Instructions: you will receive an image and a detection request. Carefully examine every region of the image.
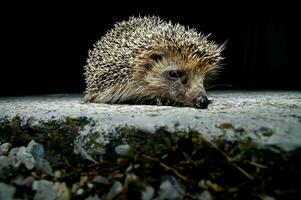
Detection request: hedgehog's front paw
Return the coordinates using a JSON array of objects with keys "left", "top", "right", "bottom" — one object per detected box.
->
[
  {"left": 156, "top": 98, "right": 172, "bottom": 106},
  {"left": 156, "top": 98, "right": 163, "bottom": 106}
]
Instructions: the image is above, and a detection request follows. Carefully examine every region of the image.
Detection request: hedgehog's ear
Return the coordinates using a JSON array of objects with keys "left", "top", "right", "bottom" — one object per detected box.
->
[
  {"left": 146, "top": 53, "right": 163, "bottom": 70},
  {"left": 149, "top": 53, "right": 163, "bottom": 62}
]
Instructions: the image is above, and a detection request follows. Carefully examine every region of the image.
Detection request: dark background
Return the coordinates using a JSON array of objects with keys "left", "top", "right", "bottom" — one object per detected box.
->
[{"left": 1, "top": 2, "right": 300, "bottom": 96}]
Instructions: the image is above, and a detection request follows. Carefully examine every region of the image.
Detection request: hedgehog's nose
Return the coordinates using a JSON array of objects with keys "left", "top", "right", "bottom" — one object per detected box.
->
[{"left": 194, "top": 95, "right": 210, "bottom": 109}]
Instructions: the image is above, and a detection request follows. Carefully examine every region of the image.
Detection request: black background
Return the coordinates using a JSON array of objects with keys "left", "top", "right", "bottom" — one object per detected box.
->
[{"left": 1, "top": 2, "right": 300, "bottom": 96}]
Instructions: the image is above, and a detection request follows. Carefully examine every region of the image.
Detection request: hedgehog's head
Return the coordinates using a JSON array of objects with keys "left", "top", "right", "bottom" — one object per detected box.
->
[{"left": 135, "top": 43, "right": 224, "bottom": 109}]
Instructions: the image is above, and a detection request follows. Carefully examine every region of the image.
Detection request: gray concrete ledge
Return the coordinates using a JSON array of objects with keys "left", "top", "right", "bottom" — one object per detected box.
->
[{"left": 1, "top": 91, "right": 301, "bottom": 152}]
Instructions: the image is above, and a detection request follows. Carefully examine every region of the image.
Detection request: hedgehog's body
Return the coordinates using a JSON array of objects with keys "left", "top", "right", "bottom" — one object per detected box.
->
[{"left": 84, "top": 16, "right": 224, "bottom": 108}]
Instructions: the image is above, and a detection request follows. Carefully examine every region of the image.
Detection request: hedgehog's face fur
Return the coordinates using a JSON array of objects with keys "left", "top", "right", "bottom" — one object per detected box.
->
[{"left": 135, "top": 46, "right": 221, "bottom": 108}]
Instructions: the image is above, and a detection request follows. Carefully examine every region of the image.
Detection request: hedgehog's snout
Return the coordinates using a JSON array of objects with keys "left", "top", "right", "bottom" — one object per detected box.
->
[{"left": 193, "top": 95, "right": 210, "bottom": 109}]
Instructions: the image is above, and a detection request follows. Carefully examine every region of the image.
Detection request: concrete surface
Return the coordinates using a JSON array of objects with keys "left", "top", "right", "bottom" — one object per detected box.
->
[{"left": 0, "top": 91, "right": 301, "bottom": 152}]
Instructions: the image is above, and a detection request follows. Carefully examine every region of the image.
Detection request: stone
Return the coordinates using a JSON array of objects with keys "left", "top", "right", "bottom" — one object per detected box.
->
[
  {"left": 72, "top": 176, "right": 88, "bottom": 194},
  {"left": 141, "top": 185, "right": 155, "bottom": 200},
  {"left": 85, "top": 194, "right": 100, "bottom": 200},
  {"left": 92, "top": 175, "right": 110, "bottom": 185},
  {"left": 9, "top": 146, "right": 35, "bottom": 170},
  {"left": 158, "top": 176, "right": 184, "bottom": 200},
  {"left": 125, "top": 173, "right": 138, "bottom": 183},
  {"left": 1, "top": 141, "right": 53, "bottom": 175},
  {"left": 0, "top": 155, "right": 11, "bottom": 168},
  {"left": 106, "top": 181, "right": 123, "bottom": 199},
  {"left": 27, "top": 140, "right": 44, "bottom": 159},
  {"left": 35, "top": 158, "right": 54, "bottom": 176},
  {"left": 0, "top": 91, "right": 300, "bottom": 161},
  {"left": 13, "top": 175, "right": 34, "bottom": 187},
  {"left": 33, "top": 180, "right": 70, "bottom": 200},
  {"left": 54, "top": 182, "right": 70, "bottom": 200},
  {"left": 114, "top": 144, "right": 130, "bottom": 156},
  {"left": 0, "top": 143, "right": 11, "bottom": 155},
  {"left": 54, "top": 170, "right": 62, "bottom": 179},
  {"left": 0, "top": 182, "right": 16, "bottom": 200},
  {"left": 32, "top": 180, "right": 57, "bottom": 200},
  {"left": 198, "top": 190, "right": 213, "bottom": 200}
]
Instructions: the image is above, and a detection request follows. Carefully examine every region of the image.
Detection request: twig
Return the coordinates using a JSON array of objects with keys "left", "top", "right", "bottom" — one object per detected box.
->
[
  {"left": 248, "top": 161, "right": 268, "bottom": 169},
  {"left": 142, "top": 155, "right": 188, "bottom": 181},
  {"left": 232, "top": 163, "right": 255, "bottom": 180},
  {"left": 200, "top": 136, "right": 255, "bottom": 180}
]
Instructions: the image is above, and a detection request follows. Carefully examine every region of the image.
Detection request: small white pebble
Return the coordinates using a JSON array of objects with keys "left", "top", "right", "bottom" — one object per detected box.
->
[{"left": 76, "top": 188, "right": 84, "bottom": 195}]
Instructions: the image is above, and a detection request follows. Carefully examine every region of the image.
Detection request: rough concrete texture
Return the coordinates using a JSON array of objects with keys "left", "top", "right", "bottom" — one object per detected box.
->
[{"left": 0, "top": 91, "right": 301, "bottom": 152}]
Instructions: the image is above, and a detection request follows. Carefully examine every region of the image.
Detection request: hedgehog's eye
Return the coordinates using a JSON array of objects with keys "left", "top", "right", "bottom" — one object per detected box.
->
[
  {"left": 167, "top": 70, "right": 186, "bottom": 82},
  {"left": 149, "top": 54, "right": 163, "bottom": 62}
]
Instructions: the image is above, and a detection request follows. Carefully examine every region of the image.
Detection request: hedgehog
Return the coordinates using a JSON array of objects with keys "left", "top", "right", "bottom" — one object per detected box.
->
[{"left": 84, "top": 16, "right": 224, "bottom": 109}]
